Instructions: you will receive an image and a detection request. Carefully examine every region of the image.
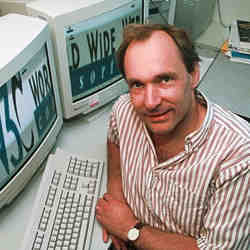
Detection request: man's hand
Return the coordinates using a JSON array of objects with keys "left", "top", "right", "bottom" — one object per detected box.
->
[
  {"left": 96, "top": 193, "right": 137, "bottom": 241},
  {"left": 102, "top": 227, "right": 127, "bottom": 250}
]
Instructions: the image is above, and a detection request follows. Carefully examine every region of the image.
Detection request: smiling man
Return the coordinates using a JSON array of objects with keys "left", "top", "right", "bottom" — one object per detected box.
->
[
  {"left": 123, "top": 27, "right": 206, "bottom": 162},
  {"left": 96, "top": 24, "right": 250, "bottom": 250}
]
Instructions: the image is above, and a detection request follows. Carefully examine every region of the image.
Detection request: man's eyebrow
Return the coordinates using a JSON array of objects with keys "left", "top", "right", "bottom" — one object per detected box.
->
[
  {"left": 126, "top": 77, "right": 140, "bottom": 84},
  {"left": 153, "top": 72, "right": 177, "bottom": 81},
  {"left": 125, "top": 72, "right": 178, "bottom": 84}
]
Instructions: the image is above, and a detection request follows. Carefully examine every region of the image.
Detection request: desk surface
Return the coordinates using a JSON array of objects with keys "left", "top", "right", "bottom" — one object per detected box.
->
[
  {"left": 198, "top": 52, "right": 250, "bottom": 118},
  {"left": 0, "top": 106, "right": 111, "bottom": 250},
  {"left": 0, "top": 52, "right": 249, "bottom": 250}
]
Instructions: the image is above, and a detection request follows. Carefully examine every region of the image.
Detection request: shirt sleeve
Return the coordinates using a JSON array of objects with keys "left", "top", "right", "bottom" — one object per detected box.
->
[{"left": 196, "top": 161, "right": 249, "bottom": 250}]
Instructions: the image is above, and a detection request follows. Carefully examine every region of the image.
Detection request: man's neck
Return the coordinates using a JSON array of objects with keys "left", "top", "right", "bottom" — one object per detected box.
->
[{"left": 150, "top": 101, "right": 207, "bottom": 162}]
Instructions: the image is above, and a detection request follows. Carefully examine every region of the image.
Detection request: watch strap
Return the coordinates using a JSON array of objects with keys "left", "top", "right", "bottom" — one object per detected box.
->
[{"left": 134, "top": 222, "right": 144, "bottom": 230}]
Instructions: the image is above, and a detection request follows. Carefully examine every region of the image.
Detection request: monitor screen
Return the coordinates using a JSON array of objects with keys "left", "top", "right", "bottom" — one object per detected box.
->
[
  {"left": 27, "top": 0, "right": 149, "bottom": 119},
  {"left": 0, "top": 14, "right": 62, "bottom": 208},
  {"left": 66, "top": 2, "right": 142, "bottom": 103},
  {"left": 0, "top": 43, "right": 57, "bottom": 190}
]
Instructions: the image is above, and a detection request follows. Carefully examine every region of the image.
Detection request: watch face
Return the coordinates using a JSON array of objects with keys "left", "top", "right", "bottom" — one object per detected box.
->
[{"left": 128, "top": 228, "right": 140, "bottom": 241}]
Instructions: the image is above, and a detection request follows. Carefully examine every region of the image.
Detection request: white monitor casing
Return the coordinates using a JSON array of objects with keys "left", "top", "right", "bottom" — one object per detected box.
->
[
  {"left": 27, "top": 0, "right": 149, "bottom": 119},
  {"left": 0, "top": 14, "right": 63, "bottom": 209}
]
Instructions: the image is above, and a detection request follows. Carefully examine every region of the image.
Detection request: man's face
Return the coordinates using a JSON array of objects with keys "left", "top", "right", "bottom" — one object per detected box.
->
[{"left": 124, "top": 31, "right": 200, "bottom": 137}]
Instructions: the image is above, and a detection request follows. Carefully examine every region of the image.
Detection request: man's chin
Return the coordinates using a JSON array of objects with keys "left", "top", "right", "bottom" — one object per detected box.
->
[{"left": 145, "top": 122, "right": 174, "bottom": 136}]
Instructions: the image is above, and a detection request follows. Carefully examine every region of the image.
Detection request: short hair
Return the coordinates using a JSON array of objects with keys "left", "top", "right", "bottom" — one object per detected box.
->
[{"left": 116, "top": 23, "right": 200, "bottom": 77}]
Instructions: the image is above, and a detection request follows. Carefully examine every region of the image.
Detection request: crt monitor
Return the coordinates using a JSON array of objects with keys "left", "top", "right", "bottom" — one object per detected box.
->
[
  {"left": 27, "top": 0, "right": 149, "bottom": 119},
  {"left": 174, "top": 0, "right": 216, "bottom": 40},
  {"left": 150, "top": 0, "right": 216, "bottom": 41},
  {"left": 0, "top": 14, "right": 63, "bottom": 209}
]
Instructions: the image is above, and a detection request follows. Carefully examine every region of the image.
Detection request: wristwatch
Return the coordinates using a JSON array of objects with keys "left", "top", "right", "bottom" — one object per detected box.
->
[{"left": 127, "top": 222, "right": 144, "bottom": 242}]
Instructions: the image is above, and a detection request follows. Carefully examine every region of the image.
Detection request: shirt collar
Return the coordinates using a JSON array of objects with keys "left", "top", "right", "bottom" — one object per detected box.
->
[{"left": 184, "top": 91, "right": 213, "bottom": 154}]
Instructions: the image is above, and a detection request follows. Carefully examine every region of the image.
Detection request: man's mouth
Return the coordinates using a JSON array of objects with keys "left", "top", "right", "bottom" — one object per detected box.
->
[{"left": 145, "top": 110, "right": 172, "bottom": 123}]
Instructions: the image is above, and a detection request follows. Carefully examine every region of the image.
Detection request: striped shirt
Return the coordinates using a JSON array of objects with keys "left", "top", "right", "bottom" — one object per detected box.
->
[{"left": 108, "top": 92, "right": 250, "bottom": 250}]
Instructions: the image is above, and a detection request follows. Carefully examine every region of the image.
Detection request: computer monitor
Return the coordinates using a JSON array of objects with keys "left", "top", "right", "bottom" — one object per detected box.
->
[
  {"left": 27, "top": 0, "right": 149, "bottom": 119},
  {"left": 0, "top": 14, "right": 63, "bottom": 209},
  {"left": 149, "top": 0, "right": 216, "bottom": 40},
  {"left": 174, "top": 0, "right": 216, "bottom": 40}
]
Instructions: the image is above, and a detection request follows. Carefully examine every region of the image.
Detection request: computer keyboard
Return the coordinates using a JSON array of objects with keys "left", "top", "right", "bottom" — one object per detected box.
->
[{"left": 21, "top": 149, "right": 104, "bottom": 250}]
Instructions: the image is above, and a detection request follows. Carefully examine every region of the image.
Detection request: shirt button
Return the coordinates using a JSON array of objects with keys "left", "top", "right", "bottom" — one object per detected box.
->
[{"left": 200, "top": 228, "right": 207, "bottom": 237}]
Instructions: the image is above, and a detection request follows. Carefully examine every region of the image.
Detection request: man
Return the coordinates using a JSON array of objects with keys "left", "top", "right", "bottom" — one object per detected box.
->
[{"left": 95, "top": 24, "right": 250, "bottom": 250}]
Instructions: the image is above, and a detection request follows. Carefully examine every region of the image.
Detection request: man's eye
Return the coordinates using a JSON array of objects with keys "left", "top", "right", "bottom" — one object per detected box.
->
[
  {"left": 161, "top": 76, "right": 171, "bottom": 84},
  {"left": 130, "top": 82, "right": 143, "bottom": 88}
]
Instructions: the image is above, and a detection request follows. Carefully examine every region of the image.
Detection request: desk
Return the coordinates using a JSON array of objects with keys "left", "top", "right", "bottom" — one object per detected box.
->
[
  {"left": 198, "top": 52, "right": 250, "bottom": 119},
  {"left": 0, "top": 105, "right": 112, "bottom": 250},
  {"left": 0, "top": 52, "right": 249, "bottom": 250}
]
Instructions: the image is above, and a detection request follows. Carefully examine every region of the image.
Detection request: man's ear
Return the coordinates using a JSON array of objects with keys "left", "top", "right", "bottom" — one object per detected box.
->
[{"left": 190, "top": 62, "right": 200, "bottom": 89}]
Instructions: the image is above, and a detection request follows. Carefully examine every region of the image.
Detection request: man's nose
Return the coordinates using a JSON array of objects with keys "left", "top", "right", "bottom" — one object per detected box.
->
[{"left": 144, "top": 84, "right": 161, "bottom": 111}]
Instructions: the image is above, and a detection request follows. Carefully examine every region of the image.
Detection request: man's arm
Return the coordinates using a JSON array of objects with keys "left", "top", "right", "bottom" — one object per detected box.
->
[
  {"left": 196, "top": 167, "right": 249, "bottom": 249},
  {"left": 97, "top": 140, "right": 199, "bottom": 250},
  {"left": 106, "top": 139, "right": 126, "bottom": 202},
  {"left": 134, "top": 225, "right": 198, "bottom": 250},
  {"left": 96, "top": 193, "right": 199, "bottom": 250},
  {"left": 98, "top": 139, "right": 128, "bottom": 248},
  {"left": 99, "top": 138, "right": 198, "bottom": 249}
]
